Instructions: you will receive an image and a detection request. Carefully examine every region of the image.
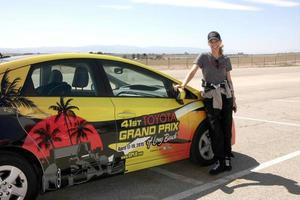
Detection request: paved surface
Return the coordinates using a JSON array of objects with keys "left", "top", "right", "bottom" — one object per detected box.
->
[{"left": 38, "top": 66, "right": 300, "bottom": 200}]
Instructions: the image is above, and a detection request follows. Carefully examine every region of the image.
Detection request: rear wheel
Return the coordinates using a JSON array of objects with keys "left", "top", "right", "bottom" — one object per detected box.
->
[
  {"left": 0, "top": 151, "right": 39, "bottom": 200},
  {"left": 190, "top": 121, "right": 214, "bottom": 165}
]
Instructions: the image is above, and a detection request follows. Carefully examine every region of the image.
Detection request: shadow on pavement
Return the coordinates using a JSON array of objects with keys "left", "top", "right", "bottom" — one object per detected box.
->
[
  {"left": 220, "top": 172, "right": 300, "bottom": 195},
  {"left": 191, "top": 152, "right": 300, "bottom": 199}
]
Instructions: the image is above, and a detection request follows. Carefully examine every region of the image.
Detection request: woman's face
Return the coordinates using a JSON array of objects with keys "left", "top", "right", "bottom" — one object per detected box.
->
[{"left": 208, "top": 39, "right": 222, "bottom": 51}]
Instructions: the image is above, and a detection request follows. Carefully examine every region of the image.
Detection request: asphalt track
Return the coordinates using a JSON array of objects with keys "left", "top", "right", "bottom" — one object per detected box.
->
[{"left": 38, "top": 66, "right": 300, "bottom": 200}]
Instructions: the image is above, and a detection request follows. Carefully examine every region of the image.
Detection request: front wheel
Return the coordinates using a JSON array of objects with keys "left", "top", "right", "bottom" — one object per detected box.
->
[
  {"left": 0, "top": 151, "right": 39, "bottom": 200},
  {"left": 190, "top": 121, "right": 215, "bottom": 165}
]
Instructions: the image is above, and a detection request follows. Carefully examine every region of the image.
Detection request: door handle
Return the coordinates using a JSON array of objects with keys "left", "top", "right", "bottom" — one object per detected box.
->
[{"left": 117, "top": 112, "right": 136, "bottom": 119}]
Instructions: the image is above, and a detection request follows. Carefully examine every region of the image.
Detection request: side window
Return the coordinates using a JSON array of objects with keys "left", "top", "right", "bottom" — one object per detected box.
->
[
  {"left": 102, "top": 61, "right": 173, "bottom": 98},
  {"left": 23, "top": 60, "right": 98, "bottom": 97}
]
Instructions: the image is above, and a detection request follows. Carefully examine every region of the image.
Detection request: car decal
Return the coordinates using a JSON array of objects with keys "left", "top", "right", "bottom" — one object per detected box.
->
[
  {"left": 175, "top": 101, "right": 205, "bottom": 118},
  {"left": 18, "top": 97, "right": 124, "bottom": 189},
  {"left": 109, "top": 101, "right": 205, "bottom": 167},
  {"left": 1, "top": 70, "right": 207, "bottom": 191}
]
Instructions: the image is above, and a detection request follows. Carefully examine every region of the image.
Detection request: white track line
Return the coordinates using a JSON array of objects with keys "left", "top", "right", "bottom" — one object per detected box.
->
[
  {"left": 251, "top": 150, "right": 300, "bottom": 172},
  {"left": 162, "top": 150, "right": 300, "bottom": 200},
  {"left": 150, "top": 168, "right": 203, "bottom": 185},
  {"left": 234, "top": 116, "right": 300, "bottom": 127},
  {"left": 274, "top": 99, "right": 300, "bottom": 103},
  {"left": 162, "top": 169, "right": 252, "bottom": 200}
]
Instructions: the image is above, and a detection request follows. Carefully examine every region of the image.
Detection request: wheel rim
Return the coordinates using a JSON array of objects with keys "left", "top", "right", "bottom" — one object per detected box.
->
[
  {"left": 198, "top": 130, "right": 214, "bottom": 160},
  {"left": 0, "top": 165, "right": 28, "bottom": 200}
]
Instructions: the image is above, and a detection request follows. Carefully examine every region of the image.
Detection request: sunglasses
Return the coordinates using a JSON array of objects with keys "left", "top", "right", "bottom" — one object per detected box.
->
[
  {"left": 209, "top": 39, "right": 220, "bottom": 44},
  {"left": 214, "top": 59, "right": 219, "bottom": 68}
]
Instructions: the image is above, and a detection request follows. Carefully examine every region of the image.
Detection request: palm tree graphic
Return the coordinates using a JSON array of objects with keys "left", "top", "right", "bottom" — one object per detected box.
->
[
  {"left": 0, "top": 70, "right": 35, "bottom": 110},
  {"left": 35, "top": 123, "right": 61, "bottom": 150},
  {"left": 70, "top": 120, "right": 93, "bottom": 143},
  {"left": 49, "top": 97, "right": 79, "bottom": 145}
]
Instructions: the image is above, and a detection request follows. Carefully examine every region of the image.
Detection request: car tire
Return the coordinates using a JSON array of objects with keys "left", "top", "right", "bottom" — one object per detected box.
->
[
  {"left": 190, "top": 120, "right": 215, "bottom": 165},
  {"left": 0, "top": 151, "right": 39, "bottom": 200}
]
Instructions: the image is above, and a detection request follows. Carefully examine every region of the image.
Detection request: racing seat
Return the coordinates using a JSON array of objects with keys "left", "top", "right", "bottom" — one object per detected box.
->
[
  {"left": 72, "top": 66, "right": 89, "bottom": 91},
  {"left": 37, "top": 70, "right": 71, "bottom": 96},
  {"left": 49, "top": 69, "right": 63, "bottom": 83}
]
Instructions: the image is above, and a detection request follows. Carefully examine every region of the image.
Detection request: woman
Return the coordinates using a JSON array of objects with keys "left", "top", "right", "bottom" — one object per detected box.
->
[{"left": 176, "top": 31, "right": 237, "bottom": 175}]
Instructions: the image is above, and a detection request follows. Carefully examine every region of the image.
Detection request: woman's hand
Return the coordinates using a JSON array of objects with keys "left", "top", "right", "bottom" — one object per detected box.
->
[{"left": 173, "top": 84, "right": 183, "bottom": 91}]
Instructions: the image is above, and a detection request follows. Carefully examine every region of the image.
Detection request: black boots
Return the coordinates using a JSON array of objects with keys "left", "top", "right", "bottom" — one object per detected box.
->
[
  {"left": 209, "top": 157, "right": 232, "bottom": 175},
  {"left": 209, "top": 160, "right": 226, "bottom": 175},
  {"left": 225, "top": 157, "right": 232, "bottom": 171}
]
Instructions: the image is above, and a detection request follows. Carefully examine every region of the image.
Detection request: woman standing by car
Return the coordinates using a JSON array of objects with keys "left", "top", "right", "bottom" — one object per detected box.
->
[{"left": 176, "top": 31, "right": 237, "bottom": 175}]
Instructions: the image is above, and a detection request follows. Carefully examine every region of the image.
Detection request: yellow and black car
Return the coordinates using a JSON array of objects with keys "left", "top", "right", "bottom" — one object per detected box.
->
[{"left": 0, "top": 53, "right": 235, "bottom": 200}]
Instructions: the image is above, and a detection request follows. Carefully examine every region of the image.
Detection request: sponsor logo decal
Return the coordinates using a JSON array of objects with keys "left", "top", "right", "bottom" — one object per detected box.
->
[{"left": 117, "top": 111, "right": 181, "bottom": 155}]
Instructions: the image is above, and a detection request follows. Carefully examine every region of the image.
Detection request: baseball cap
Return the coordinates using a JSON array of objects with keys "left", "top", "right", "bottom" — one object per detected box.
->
[{"left": 208, "top": 31, "right": 221, "bottom": 41}]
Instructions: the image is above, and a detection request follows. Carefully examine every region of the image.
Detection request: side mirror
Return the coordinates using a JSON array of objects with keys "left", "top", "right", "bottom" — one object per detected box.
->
[
  {"left": 114, "top": 67, "right": 123, "bottom": 74},
  {"left": 175, "top": 87, "right": 186, "bottom": 104},
  {"left": 177, "top": 88, "right": 186, "bottom": 100}
]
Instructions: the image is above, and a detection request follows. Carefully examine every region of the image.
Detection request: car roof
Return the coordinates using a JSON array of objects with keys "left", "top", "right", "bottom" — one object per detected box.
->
[
  {"left": 0, "top": 53, "right": 135, "bottom": 69},
  {"left": 0, "top": 55, "right": 35, "bottom": 63},
  {"left": 0, "top": 53, "right": 201, "bottom": 98},
  {"left": 0, "top": 53, "right": 179, "bottom": 83}
]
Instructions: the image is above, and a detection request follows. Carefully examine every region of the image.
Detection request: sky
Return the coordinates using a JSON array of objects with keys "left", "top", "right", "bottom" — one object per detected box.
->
[{"left": 1, "top": 0, "right": 300, "bottom": 53}]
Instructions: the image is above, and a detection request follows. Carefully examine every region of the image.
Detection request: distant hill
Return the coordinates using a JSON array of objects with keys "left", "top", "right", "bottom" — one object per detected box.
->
[{"left": 0, "top": 45, "right": 207, "bottom": 54}]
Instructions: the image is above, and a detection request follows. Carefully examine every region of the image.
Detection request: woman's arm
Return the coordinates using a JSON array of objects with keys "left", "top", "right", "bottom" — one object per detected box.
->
[
  {"left": 180, "top": 64, "right": 199, "bottom": 88},
  {"left": 226, "top": 71, "right": 234, "bottom": 96},
  {"left": 227, "top": 71, "right": 237, "bottom": 112}
]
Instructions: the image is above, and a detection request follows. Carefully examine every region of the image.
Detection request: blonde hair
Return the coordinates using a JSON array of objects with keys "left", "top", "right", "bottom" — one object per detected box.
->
[
  {"left": 219, "top": 43, "right": 224, "bottom": 55},
  {"left": 208, "top": 40, "right": 224, "bottom": 56}
]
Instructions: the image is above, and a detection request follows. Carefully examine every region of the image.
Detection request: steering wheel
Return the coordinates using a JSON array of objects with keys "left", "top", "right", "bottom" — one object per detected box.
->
[{"left": 47, "top": 83, "right": 71, "bottom": 96}]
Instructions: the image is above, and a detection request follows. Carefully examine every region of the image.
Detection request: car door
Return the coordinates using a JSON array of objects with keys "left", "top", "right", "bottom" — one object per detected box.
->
[
  {"left": 19, "top": 58, "right": 123, "bottom": 189},
  {"left": 98, "top": 59, "right": 201, "bottom": 172}
]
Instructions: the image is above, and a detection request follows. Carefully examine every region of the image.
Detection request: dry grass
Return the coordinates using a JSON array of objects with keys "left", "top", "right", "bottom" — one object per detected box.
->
[{"left": 133, "top": 52, "right": 300, "bottom": 69}]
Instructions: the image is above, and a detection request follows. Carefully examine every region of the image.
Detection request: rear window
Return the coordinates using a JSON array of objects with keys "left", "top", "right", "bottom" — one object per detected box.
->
[{"left": 0, "top": 55, "right": 36, "bottom": 64}]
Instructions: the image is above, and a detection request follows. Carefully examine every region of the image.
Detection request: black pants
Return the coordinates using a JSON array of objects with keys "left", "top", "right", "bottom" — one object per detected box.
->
[{"left": 204, "top": 95, "right": 233, "bottom": 160}]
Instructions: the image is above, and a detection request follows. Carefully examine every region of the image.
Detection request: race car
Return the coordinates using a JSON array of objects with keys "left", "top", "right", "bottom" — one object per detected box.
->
[{"left": 0, "top": 53, "right": 235, "bottom": 200}]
